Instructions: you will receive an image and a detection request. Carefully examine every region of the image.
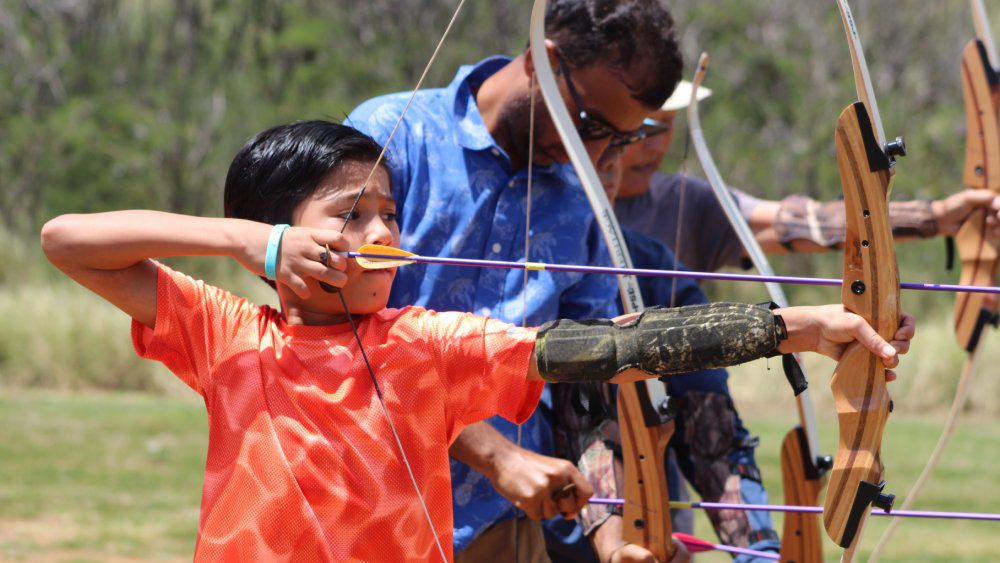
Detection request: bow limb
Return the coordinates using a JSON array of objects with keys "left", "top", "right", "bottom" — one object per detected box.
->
[
  {"left": 823, "top": 0, "right": 906, "bottom": 557},
  {"left": 954, "top": 17, "right": 1000, "bottom": 354},
  {"left": 973, "top": 0, "right": 999, "bottom": 68},
  {"left": 686, "top": 52, "right": 830, "bottom": 563},
  {"left": 528, "top": 1, "right": 675, "bottom": 559},
  {"left": 870, "top": 7, "right": 1000, "bottom": 560}
]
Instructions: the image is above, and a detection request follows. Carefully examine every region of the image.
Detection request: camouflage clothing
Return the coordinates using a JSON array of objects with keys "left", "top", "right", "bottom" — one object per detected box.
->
[
  {"left": 535, "top": 303, "right": 785, "bottom": 383},
  {"left": 774, "top": 195, "right": 936, "bottom": 249}
]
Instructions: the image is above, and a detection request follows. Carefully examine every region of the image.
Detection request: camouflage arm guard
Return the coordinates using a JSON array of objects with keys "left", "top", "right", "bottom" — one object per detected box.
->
[
  {"left": 774, "top": 195, "right": 936, "bottom": 248},
  {"left": 534, "top": 303, "right": 786, "bottom": 383}
]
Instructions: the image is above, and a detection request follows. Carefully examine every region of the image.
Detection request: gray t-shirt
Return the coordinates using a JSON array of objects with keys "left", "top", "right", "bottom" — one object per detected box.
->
[{"left": 614, "top": 172, "right": 761, "bottom": 272}]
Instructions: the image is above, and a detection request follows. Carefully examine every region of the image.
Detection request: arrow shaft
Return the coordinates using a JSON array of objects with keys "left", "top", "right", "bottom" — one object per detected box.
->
[
  {"left": 587, "top": 498, "right": 1000, "bottom": 521},
  {"left": 347, "top": 251, "right": 1000, "bottom": 295}
]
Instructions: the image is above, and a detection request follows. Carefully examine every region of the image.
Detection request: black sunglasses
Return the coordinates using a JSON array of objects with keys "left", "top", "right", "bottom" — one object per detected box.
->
[{"left": 556, "top": 54, "right": 650, "bottom": 148}]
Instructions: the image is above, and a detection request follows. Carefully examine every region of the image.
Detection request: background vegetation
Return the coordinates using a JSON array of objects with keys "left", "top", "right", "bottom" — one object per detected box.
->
[{"left": 1, "top": 0, "right": 999, "bottom": 560}]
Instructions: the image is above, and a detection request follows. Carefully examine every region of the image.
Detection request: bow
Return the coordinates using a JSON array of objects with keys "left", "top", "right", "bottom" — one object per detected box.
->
[
  {"left": 685, "top": 52, "right": 832, "bottom": 563},
  {"left": 870, "top": 2, "right": 1000, "bottom": 558},
  {"left": 528, "top": 1, "right": 676, "bottom": 559},
  {"left": 822, "top": 0, "right": 907, "bottom": 558}
]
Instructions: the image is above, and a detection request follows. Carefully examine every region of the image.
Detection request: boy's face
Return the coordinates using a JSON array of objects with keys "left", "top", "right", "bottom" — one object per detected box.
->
[{"left": 290, "top": 160, "right": 400, "bottom": 316}]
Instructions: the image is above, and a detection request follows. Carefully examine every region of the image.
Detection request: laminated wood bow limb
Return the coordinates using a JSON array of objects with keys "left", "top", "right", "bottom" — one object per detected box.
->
[
  {"left": 954, "top": 0, "right": 1000, "bottom": 355},
  {"left": 870, "top": 2, "right": 1000, "bottom": 559},
  {"left": 529, "top": 1, "right": 676, "bottom": 558},
  {"left": 685, "top": 52, "right": 831, "bottom": 563},
  {"left": 823, "top": 0, "right": 907, "bottom": 559}
]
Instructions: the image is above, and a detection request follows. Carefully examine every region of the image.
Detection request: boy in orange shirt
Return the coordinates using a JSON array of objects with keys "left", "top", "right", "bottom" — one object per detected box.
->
[{"left": 41, "top": 121, "right": 913, "bottom": 562}]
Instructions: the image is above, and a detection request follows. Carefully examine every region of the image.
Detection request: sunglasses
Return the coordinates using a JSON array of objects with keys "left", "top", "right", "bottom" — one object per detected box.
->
[{"left": 556, "top": 54, "right": 652, "bottom": 148}]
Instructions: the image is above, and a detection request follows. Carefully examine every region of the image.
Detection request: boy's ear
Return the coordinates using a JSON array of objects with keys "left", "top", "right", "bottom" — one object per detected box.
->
[{"left": 523, "top": 38, "right": 559, "bottom": 79}]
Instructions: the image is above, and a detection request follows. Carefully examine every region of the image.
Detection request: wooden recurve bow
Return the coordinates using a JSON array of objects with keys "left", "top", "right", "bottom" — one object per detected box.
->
[
  {"left": 686, "top": 52, "right": 831, "bottom": 563},
  {"left": 823, "top": 0, "right": 907, "bottom": 559},
  {"left": 529, "top": 1, "right": 676, "bottom": 559},
  {"left": 954, "top": 0, "right": 1000, "bottom": 356},
  {"left": 869, "top": 2, "right": 999, "bottom": 559}
]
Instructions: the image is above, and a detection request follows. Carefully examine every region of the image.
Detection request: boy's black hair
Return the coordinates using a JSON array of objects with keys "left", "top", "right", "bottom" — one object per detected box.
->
[
  {"left": 224, "top": 120, "right": 386, "bottom": 227},
  {"left": 545, "top": 0, "right": 683, "bottom": 109},
  {"left": 224, "top": 120, "right": 387, "bottom": 289}
]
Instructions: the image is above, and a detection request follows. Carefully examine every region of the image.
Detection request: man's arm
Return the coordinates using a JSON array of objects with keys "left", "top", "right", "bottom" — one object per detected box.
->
[
  {"left": 750, "top": 189, "right": 1000, "bottom": 255},
  {"left": 449, "top": 421, "right": 593, "bottom": 520}
]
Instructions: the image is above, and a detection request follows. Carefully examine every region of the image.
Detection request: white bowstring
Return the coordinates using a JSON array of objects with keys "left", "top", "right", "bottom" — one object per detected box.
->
[{"left": 337, "top": 3, "right": 469, "bottom": 560}]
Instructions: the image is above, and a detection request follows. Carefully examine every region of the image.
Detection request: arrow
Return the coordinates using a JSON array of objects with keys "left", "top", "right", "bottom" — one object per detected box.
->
[
  {"left": 346, "top": 244, "right": 1000, "bottom": 295},
  {"left": 588, "top": 498, "right": 1000, "bottom": 522},
  {"left": 672, "top": 532, "right": 780, "bottom": 560}
]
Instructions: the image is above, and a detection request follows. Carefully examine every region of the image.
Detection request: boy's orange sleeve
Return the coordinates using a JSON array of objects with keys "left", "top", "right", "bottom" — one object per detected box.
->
[
  {"left": 422, "top": 310, "right": 543, "bottom": 439},
  {"left": 131, "top": 262, "right": 257, "bottom": 395}
]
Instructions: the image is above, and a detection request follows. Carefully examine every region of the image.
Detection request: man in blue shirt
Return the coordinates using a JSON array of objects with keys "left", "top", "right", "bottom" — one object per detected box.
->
[{"left": 349, "top": 1, "right": 684, "bottom": 561}]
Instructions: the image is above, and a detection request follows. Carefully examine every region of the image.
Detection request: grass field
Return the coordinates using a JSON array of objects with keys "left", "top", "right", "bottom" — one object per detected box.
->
[{"left": 0, "top": 389, "right": 997, "bottom": 562}]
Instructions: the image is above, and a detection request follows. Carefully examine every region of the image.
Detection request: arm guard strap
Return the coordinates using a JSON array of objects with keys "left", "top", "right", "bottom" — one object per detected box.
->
[{"left": 534, "top": 303, "right": 785, "bottom": 383}]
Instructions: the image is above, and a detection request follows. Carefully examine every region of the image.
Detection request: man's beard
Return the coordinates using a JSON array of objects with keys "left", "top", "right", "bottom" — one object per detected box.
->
[{"left": 499, "top": 89, "right": 563, "bottom": 166}]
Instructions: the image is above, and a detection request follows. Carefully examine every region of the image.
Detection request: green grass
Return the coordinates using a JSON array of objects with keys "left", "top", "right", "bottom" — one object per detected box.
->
[
  {"left": 0, "top": 390, "right": 997, "bottom": 561},
  {"left": 0, "top": 390, "right": 206, "bottom": 561}
]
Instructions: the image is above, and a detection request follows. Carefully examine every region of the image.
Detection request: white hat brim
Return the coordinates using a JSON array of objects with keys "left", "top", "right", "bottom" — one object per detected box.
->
[{"left": 660, "top": 80, "right": 712, "bottom": 112}]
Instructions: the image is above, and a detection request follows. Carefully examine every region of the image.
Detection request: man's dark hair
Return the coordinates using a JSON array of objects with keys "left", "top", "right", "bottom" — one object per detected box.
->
[
  {"left": 224, "top": 120, "right": 385, "bottom": 227},
  {"left": 546, "top": 0, "right": 683, "bottom": 108}
]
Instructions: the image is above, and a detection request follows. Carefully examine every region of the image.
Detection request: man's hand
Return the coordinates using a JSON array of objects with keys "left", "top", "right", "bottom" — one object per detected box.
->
[
  {"left": 931, "top": 189, "right": 1000, "bottom": 237},
  {"left": 776, "top": 305, "right": 916, "bottom": 380},
  {"left": 487, "top": 446, "right": 594, "bottom": 520}
]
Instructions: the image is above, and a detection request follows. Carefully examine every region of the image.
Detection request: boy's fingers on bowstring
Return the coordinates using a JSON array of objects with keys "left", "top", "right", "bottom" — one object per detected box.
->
[
  {"left": 309, "top": 230, "right": 350, "bottom": 272},
  {"left": 301, "top": 258, "right": 348, "bottom": 289}
]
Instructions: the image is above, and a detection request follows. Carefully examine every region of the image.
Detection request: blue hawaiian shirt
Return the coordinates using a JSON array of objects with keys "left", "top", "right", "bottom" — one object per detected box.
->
[{"left": 348, "top": 56, "right": 620, "bottom": 553}]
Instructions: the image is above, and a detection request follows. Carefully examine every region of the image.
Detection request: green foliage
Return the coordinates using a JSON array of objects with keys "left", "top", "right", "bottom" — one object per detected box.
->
[{"left": 1, "top": 0, "right": 999, "bottom": 407}]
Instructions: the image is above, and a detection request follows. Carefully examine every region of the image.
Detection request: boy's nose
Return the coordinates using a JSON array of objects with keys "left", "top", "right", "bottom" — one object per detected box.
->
[{"left": 366, "top": 217, "right": 395, "bottom": 247}]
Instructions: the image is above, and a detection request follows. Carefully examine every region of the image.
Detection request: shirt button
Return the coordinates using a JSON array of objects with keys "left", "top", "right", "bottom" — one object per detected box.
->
[
  {"left": 480, "top": 307, "right": 491, "bottom": 316},
  {"left": 490, "top": 148, "right": 501, "bottom": 157},
  {"left": 492, "top": 242, "right": 502, "bottom": 254}
]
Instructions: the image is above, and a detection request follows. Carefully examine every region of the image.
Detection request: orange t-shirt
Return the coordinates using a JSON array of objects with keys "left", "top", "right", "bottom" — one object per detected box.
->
[{"left": 131, "top": 263, "right": 543, "bottom": 562}]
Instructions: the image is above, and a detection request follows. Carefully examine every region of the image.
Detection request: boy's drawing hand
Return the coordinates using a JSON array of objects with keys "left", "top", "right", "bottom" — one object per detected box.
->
[{"left": 241, "top": 225, "right": 350, "bottom": 299}]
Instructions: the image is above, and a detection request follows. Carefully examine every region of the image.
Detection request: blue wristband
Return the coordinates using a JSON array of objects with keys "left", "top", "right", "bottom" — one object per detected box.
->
[{"left": 264, "top": 224, "right": 290, "bottom": 280}]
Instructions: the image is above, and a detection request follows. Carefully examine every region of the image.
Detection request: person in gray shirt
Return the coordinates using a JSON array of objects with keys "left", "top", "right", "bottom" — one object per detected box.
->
[{"left": 614, "top": 81, "right": 1000, "bottom": 273}]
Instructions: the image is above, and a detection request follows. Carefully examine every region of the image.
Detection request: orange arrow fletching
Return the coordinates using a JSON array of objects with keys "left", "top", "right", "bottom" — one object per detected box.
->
[{"left": 354, "top": 244, "right": 416, "bottom": 269}]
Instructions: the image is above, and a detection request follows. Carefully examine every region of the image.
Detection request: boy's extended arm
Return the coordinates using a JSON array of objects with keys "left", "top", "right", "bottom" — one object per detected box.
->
[
  {"left": 526, "top": 303, "right": 913, "bottom": 384},
  {"left": 40, "top": 211, "right": 348, "bottom": 328}
]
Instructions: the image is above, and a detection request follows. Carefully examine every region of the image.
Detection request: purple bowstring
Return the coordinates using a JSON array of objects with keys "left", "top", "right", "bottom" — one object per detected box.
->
[
  {"left": 588, "top": 498, "right": 1000, "bottom": 521},
  {"left": 348, "top": 251, "right": 1000, "bottom": 295}
]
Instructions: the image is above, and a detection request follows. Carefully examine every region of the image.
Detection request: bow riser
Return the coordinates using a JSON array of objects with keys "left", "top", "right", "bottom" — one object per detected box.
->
[
  {"left": 779, "top": 427, "right": 825, "bottom": 562},
  {"left": 955, "top": 38, "right": 1000, "bottom": 352},
  {"left": 619, "top": 388, "right": 674, "bottom": 562},
  {"left": 823, "top": 102, "right": 900, "bottom": 551}
]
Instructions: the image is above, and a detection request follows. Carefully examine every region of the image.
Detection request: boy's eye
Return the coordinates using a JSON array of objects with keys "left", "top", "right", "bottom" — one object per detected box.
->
[{"left": 383, "top": 211, "right": 398, "bottom": 222}]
